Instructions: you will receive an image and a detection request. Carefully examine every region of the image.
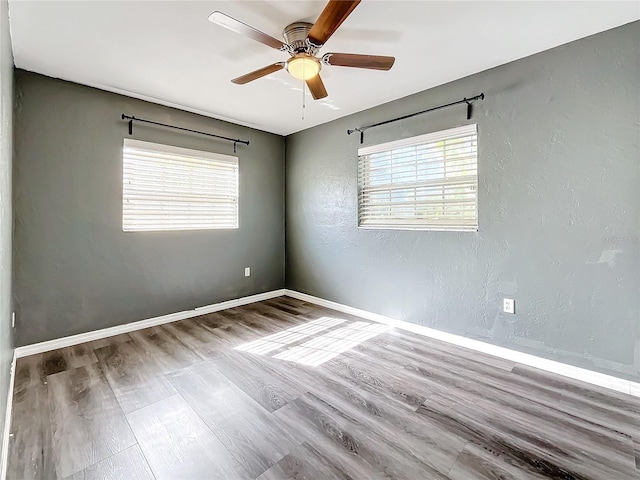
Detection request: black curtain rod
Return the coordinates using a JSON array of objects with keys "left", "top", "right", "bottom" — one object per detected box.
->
[
  {"left": 347, "top": 93, "right": 485, "bottom": 144},
  {"left": 121, "top": 114, "right": 250, "bottom": 153}
]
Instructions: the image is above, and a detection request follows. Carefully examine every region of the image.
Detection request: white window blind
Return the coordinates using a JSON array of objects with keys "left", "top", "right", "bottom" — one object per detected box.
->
[
  {"left": 122, "top": 139, "right": 239, "bottom": 231},
  {"left": 357, "top": 124, "right": 478, "bottom": 231}
]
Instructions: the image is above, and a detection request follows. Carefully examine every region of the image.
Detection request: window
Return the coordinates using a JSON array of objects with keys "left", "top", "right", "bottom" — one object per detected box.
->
[
  {"left": 357, "top": 124, "right": 478, "bottom": 231},
  {"left": 122, "top": 139, "right": 238, "bottom": 231}
]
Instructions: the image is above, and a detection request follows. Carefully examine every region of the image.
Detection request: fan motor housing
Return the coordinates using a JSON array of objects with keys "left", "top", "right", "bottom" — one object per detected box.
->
[{"left": 283, "top": 22, "right": 314, "bottom": 53}]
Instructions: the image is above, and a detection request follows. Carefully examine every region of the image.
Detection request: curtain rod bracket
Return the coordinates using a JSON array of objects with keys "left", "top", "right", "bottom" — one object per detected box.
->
[{"left": 346, "top": 128, "right": 365, "bottom": 144}]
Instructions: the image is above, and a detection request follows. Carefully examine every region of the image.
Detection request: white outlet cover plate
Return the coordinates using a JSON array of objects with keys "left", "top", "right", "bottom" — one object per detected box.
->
[
  {"left": 244, "top": 267, "right": 251, "bottom": 277},
  {"left": 503, "top": 298, "right": 515, "bottom": 314}
]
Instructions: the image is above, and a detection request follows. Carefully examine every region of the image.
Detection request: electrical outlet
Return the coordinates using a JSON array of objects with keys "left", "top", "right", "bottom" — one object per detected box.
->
[
  {"left": 11, "top": 312, "right": 15, "bottom": 328},
  {"left": 244, "top": 267, "right": 251, "bottom": 277},
  {"left": 503, "top": 298, "right": 515, "bottom": 314}
]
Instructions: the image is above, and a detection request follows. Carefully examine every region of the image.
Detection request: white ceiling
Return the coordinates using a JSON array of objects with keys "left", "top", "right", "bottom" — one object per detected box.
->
[{"left": 8, "top": 1, "right": 639, "bottom": 136}]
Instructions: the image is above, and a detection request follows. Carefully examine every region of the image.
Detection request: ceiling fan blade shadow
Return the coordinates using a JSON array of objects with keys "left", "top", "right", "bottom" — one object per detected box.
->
[
  {"left": 306, "top": 75, "right": 328, "bottom": 100},
  {"left": 307, "top": 0, "right": 361, "bottom": 46},
  {"left": 232, "top": 63, "right": 285, "bottom": 85},
  {"left": 323, "top": 53, "right": 395, "bottom": 70},
  {"left": 209, "top": 11, "right": 286, "bottom": 51},
  {"left": 329, "top": 28, "right": 403, "bottom": 44}
]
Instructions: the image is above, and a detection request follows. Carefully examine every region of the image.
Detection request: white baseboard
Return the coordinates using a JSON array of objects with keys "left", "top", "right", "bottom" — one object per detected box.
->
[
  {"left": 15, "top": 289, "right": 286, "bottom": 358},
  {"left": 0, "top": 351, "right": 16, "bottom": 480},
  {"left": 284, "top": 289, "right": 640, "bottom": 398},
  {"left": 13, "top": 287, "right": 639, "bottom": 399}
]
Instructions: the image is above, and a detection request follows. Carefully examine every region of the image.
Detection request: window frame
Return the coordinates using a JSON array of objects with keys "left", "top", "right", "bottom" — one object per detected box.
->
[
  {"left": 122, "top": 138, "right": 239, "bottom": 232},
  {"left": 357, "top": 124, "right": 478, "bottom": 232}
]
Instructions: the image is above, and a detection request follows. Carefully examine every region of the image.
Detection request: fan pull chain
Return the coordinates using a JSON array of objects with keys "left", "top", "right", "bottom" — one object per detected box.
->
[{"left": 301, "top": 62, "right": 306, "bottom": 120}]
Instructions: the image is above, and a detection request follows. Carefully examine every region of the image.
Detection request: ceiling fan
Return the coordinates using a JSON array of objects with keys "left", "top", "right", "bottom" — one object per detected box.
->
[{"left": 208, "top": 0, "right": 395, "bottom": 100}]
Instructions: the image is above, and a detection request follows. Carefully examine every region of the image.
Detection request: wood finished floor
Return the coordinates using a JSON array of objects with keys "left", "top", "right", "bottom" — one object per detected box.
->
[{"left": 8, "top": 296, "right": 640, "bottom": 480}]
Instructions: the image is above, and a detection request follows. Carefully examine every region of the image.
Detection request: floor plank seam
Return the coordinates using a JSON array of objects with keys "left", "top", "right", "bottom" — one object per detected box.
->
[{"left": 164, "top": 370, "right": 261, "bottom": 478}]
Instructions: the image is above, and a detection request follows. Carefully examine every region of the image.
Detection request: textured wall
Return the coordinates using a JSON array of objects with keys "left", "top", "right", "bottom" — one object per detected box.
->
[
  {"left": 14, "top": 71, "right": 285, "bottom": 346},
  {"left": 0, "top": 0, "right": 13, "bottom": 458},
  {"left": 286, "top": 22, "right": 640, "bottom": 381}
]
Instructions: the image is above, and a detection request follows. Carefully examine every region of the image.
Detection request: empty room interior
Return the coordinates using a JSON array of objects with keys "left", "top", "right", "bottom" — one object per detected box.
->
[{"left": 0, "top": 0, "right": 639, "bottom": 479}]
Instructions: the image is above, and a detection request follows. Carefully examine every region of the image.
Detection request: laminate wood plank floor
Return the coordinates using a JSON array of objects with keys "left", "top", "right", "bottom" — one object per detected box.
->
[
  {"left": 8, "top": 297, "right": 640, "bottom": 479},
  {"left": 93, "top": 341, "right": 177, "bottom": 414},
  {"left": 46, "top": 363, "right": 137, "bottom": 478},
  {"left": 65, "top": 445, "right": 154, "bottom": 480},
  {"left": 126, "top": 394, "right": 249, "bottom": 480}
]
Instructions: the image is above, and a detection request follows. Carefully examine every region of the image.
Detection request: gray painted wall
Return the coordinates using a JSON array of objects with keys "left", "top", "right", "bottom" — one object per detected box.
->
[
  {"left": 14, "top": 71, "right": 285, "bottom": 346},
  {"left": 286, "top": 22, "right": 640, "bottom": 382},
  {"left": 0, "top": 0, "right": 13, "bottom": 456}
]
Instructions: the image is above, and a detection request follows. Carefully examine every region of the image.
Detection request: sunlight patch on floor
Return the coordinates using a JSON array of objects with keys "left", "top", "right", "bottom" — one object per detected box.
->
[
  {"left": 235, "top": 317, "right": 391, "bottom": 366},
  {"left": 234, "top": 317, "right": 346, "bottom": 355}
]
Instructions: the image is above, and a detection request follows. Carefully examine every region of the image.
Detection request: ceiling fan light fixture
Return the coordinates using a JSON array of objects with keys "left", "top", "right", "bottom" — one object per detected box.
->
[
  {"left": 286, "top": 55, "right": 320, "bottom": 81},
  {"left": 210, "top": 1, "right": 395, "bottom": 101}
]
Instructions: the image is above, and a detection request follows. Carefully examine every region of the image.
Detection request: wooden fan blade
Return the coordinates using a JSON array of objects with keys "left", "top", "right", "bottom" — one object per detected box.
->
[
  {"left": 324, "top": 53, "right": 395, "bottom": 70},
  {"left": 306, "top": 74, "right": 328, "bottom": 100},
  {"left": 307, "top": 0, "right": 361, "bottom": 46},
  {"left": 208, "top": 11, "right": 286, "bottom": 51},
  {"left": 232, "top": 63, "right": 284, "bottom": 85}
]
